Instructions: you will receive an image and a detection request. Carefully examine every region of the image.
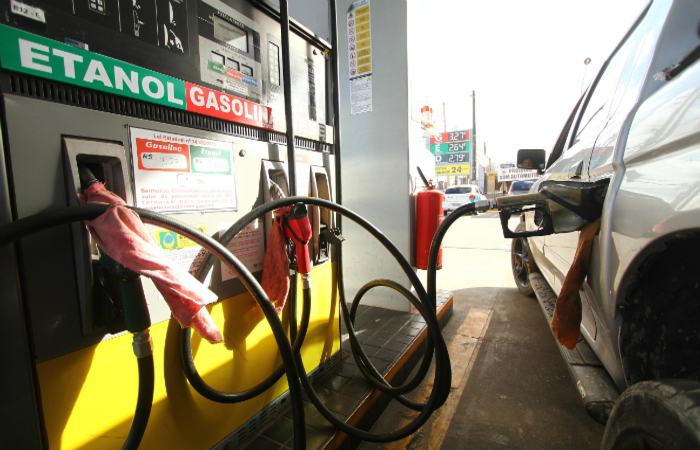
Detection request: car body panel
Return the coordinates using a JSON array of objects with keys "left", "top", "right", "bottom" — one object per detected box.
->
[{"left": 521, "top": 0, "right": 700, "bottom": 392}]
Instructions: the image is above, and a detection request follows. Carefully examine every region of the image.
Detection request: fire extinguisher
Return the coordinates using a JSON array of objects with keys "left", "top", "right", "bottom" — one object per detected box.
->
[{"left": 415, "top": 168, "right": 444, "bottom": 270}]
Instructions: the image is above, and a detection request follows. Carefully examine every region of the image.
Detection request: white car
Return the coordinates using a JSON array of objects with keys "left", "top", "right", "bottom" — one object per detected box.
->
[{"left": 442, "top": 184, "right": 486, "bottom": 214}]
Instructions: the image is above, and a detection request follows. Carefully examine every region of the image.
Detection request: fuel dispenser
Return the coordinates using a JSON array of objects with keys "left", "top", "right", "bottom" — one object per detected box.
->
[
  {"left": 0, "top": 0, "right": 337, "bottom": 448},
  {"left": 0, "top": 1, "right": 467, "bottom": 449}
]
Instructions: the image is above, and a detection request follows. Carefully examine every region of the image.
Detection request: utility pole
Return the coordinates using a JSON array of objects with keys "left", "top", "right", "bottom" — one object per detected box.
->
[
  {"left": 442, "top": 101, "right": 447, "bottom": 132},
  {"left": 471, "top": 90, "right": 476, "bottom": 184}
]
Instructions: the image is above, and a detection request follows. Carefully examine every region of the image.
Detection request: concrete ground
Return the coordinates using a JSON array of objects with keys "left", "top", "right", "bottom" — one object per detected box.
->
[{"left": 358, "top": 212, "right": 605, "bottom": 450}]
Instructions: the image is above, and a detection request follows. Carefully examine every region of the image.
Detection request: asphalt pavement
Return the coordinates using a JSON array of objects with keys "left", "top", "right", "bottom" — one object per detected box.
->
[{"left": 359, "top": 212, "right": 606, "bottom": 450}]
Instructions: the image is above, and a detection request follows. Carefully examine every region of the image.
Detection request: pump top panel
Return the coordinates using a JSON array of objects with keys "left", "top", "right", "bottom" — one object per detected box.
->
[{"left": 0, "top": 0, "right": 333, "bottom": 145}]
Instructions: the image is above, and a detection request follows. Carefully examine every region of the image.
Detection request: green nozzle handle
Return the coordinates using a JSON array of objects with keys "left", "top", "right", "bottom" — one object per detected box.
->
[{"left": 99, "top": 251, "right": 151, "bottom": 333}]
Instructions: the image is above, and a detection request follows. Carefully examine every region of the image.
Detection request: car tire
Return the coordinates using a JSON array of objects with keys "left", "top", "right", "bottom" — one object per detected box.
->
[
  {"left": 602, "top": 380, "right": 700, "bottom": 450},
  {"left": 511, "top": 223, "right": 538, "bottom": 297}
]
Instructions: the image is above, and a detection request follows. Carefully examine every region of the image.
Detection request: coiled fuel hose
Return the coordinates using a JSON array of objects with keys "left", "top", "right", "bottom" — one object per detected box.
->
[
  {"left": 0, "top": 204, "right": 307, "bottom": 450},
  {"left": 189, "top": 196, "right": 491, "bottom": 443},
  {"left": 0, "top": 197, "right": 489, "bottom": 448}
]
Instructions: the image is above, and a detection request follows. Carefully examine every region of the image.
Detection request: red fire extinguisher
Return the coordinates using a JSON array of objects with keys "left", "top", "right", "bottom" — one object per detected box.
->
[{"left": 415, "top": 172, "right": 444, "bottom": 270}]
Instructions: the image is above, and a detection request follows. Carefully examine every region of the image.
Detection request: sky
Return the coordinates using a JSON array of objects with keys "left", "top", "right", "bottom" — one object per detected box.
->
[{"left": 408, "top": 0, "right": 650, "bottom": 164}]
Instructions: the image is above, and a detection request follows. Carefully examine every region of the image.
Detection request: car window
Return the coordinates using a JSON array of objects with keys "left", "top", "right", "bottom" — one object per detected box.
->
[
  {"left": 571, "top": 31, "right": 640, "bottom": 148},
  {"left": 589, "top": 1, "right": 670, "bottom": 177},
  {"left": 445, "top": 187, "right": 471, "bottom": 194},
  {"left": 512, "top": 180, "right": 535, "bottom": 191}
]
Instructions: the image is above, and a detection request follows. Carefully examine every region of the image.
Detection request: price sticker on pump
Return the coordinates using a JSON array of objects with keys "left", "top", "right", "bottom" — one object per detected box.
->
[{"left": 130, "top": 127, "right": 237, "bottom": 213}]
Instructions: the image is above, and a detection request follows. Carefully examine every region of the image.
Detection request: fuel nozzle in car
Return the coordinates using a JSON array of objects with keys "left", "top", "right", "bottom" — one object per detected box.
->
[
  {"left": 284, "top": 202, "right": 313, "bottom": 276},
  {"left": 496, "top": 180, "right": 608, "bottom": 238}
]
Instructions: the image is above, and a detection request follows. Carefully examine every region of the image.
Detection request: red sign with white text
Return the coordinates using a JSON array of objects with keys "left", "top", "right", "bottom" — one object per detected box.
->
[
  {"left": 185, "top": 82, "right": 282, "bottom": 132},
  {"left": 135, "top": 138, "right": 190, "bottom": 172},
  {"left": 430, "top": 130, "right": 471, "bottom": 145}
]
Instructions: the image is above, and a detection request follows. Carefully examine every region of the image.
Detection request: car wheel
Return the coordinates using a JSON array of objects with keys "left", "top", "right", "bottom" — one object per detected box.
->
[
  {"left": 511, "top": 223, "right": 538, "bottom": 297},
  {"left": 602, "top": 380, "right": 700, "bottom": 450}
]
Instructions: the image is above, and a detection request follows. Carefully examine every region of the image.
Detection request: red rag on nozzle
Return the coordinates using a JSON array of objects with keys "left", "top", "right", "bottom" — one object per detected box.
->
[
  {"left": 260, "top": 203, "right": 313, "bottom": 314},
  {"left": 261, "top": 206, "right": 293, "bottom": 314},
  {"left": 78, "top": 183, "right": 223, "bottom": 344}
]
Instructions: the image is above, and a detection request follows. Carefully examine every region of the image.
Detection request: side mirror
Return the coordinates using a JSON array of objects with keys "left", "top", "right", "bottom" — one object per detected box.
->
[{"left": 517, "top": 149, "right": 546, "bottom": 174}]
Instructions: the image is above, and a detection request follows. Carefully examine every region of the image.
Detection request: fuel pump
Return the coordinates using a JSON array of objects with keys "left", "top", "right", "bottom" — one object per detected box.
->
[{"left": 0, "top": 0, "right": 484, "bottom": 449}]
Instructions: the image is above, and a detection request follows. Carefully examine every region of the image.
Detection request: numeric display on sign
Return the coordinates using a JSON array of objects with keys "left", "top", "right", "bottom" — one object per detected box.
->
[
  {"left": 435, "top": 151, "right": 469, "bottom": 165},
  {"left": 448, "top": 142, "right": 467, "bottom": 152},
  {"left": 449, "top": 130, "right": 467, "bottom": 142}
]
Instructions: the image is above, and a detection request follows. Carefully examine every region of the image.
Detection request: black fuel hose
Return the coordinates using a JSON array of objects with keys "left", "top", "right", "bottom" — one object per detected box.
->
[
  {"left": 123, "top": 355, "right": 154, "bottom": 450},
  {"left": 179, "top": 274, "right": 311, "bottom": 403},
  {"left": 0, "top": 205, "right": 307, "bottom": 450},
  {"left": 189, "top": 196, "right": 477, "bottom": 442}
]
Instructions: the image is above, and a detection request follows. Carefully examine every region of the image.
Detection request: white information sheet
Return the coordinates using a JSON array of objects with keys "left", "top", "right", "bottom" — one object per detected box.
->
[
  {"left": 219, "top": 219, "right": 265, "bottom": 281},
  {"left": 129, "top": 128, "right": 237, "bottom": 213},
  {"left": 350, "top": 76, "right": 373, "bottom": 115}
]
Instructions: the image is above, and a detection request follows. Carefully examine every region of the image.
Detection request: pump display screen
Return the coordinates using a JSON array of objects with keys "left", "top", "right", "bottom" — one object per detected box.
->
[{"left": 213, "top": 15, "right": 248, "bottom": 52}]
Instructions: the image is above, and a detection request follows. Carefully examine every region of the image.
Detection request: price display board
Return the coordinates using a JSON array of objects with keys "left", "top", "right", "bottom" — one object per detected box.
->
[
  {"left": 435, "top": 152, "right": 469, "bottom": 165},
  {"left": 430, "top": 130, "right": 470, "bottom": 144},
  {"left": 431, "top": 140, "right": 470, "bottom": 155}
]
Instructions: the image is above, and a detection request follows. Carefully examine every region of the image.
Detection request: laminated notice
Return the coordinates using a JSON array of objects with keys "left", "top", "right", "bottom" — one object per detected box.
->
[
  {"left": 219, "top": 219, "right": 265, "bottom": 281},
  {"left": 350, "top": 76, "right": 372, "bottom": 115},
  {"left": 130, "top": 128, "right": 237, "bottom": 213}
]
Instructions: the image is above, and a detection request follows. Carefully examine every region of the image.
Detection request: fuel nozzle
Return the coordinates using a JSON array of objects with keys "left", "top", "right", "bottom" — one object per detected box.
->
[
  {"left": 283, "top": 202, "right": 313, "bottom": 275},
  {"left": 77, "top": 163, "right": 101, "bottom": 191}
]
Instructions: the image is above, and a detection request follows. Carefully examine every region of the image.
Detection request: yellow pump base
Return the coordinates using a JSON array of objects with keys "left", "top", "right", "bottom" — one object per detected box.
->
[{"left": 36, "top": 262, "right": 340, "bottom": 450}]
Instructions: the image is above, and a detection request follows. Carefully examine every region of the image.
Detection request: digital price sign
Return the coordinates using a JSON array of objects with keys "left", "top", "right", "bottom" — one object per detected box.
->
[
  {"left": 429, "top": 129, "right": 471, "bottom": 155},
  {"left": 435, "top": 152, "right": 469, "bottom": 165},
  {"left": 429, "top": 129, "right": 470, "bottom": 145},
  {"left": 431, "top": 140, "right": 470, "bottom": 155}
]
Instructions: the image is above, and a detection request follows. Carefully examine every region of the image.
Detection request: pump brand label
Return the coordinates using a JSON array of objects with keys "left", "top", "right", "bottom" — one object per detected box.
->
[
  {"left": 0, "top": 24, "right": 334, "bottom": 144},
  {"left": 185, "top": 82, "right": 281, "bottom": 132},
  {"left": 0, "top": 24, "right": 187, "bottom": 109}
]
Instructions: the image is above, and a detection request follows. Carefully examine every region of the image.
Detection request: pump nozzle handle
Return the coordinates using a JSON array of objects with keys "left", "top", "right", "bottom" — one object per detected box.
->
[
  {"left": 78, "top": 164, "right": 100, "bottom": 191},
  {"left": 284, "top": 203, "right": 313, "bottom": 275},
  {"left": 416, "top": 166, "right": 431, "bottom": 187}
]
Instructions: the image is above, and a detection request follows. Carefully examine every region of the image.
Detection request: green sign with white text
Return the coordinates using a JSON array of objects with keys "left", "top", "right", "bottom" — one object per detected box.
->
[
  {"left": 430, "top": 140, "right": 470, "bottom": 155},
  {"left": 0, "top": 24, "right": 187, "bottom": 110}
]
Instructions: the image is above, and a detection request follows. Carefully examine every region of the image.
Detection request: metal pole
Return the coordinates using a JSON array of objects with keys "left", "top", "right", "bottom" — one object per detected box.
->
[
  {"left": 280, "top": 0, "right": 297, "bottom": 196},
  {"left": 471, "top": 90, "right": 476, "bottom": 184},
  {"left": 330, "top": 0, "right": 342, "bottom": 229},
  {"left": 442, "top": 101, "right": 446, "bottom": 132}
]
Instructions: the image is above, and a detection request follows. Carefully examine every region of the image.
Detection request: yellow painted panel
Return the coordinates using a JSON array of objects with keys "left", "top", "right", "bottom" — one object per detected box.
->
[
  {"left": 37, "top": 262, "right": 340, "bottom": 450},
  {"left": 358, "top": 64, "right": 372, "bottom": 74},
  {"left": 355, "top": 5, "right": 369, "bottom": 15},
  {"left": 356, "top": 13, "right": 369, "bottom": 24},
  {"left": 357, "top": 38, "right": 371, "bottom": 50},
  {"left": 357, "top": 48, "right": 371, "bottom": 58},
  {"left": 356, "top": 22, "right": 370, "bottom": 33}
]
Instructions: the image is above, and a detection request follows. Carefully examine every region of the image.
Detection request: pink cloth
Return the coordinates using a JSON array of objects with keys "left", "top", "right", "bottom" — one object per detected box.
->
[
  {"left": 79, "top": 184, "right": 223, "bottom": 343},
  {"left": 261, "top": 206, "right": 293, "bottom": 314}
]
